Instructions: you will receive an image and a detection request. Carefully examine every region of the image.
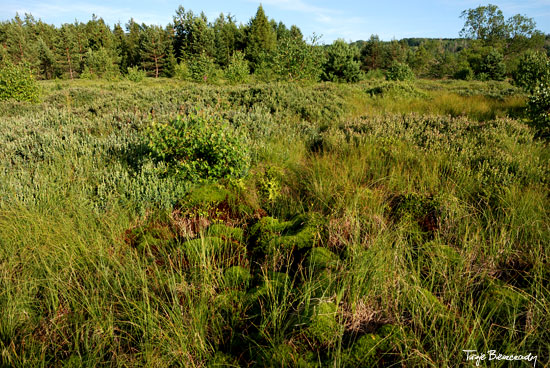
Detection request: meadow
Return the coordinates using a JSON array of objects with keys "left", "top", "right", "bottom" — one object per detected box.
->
[{"left": 0, "top": 78, "right": 548, "bottom": 367}]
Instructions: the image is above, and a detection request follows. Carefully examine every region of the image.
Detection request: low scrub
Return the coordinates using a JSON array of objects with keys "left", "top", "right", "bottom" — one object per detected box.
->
[
  {"left": 145, "top": 112, "right": 250, "bottom": 181},
  {"left": 0, "top": 62, "right": 39, "bottom": 102}
]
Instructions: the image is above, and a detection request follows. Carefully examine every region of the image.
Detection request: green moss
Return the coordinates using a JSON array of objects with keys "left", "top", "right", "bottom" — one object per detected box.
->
[
  {"left": 272, "top": 225, "right": 317, "bottom": 251},
  {"left": 249, "top": 214, "right": 322, "bottom": 261},
  {"left": 207, "top": 351, "right": 239, "bottom": 367},
  {"left": 306, "top": 300, "right": 340, "bottom": 346},
  {"left": 481, "top": 279, "right": 528, "bottom": 325},
  {"left": 185, "top": 183, "right": 232, "bottom": 207},
  {"left": 249, "top": 217, "right": 291, "bottom": 239},
  {"left": 307, "top": 247, "right": 339, "bottom": 272},
  {"left": 128, "top": 225, "right": 175, "bottom": 254},
  {"left": 245, "top": 271, "right": 291, "bottom": 307},
  {"left": 214, "top": 289, "right": 246, "bottom": 316},
  {"left": 343, "top": 325, "right": 399, "bottom": 367},
  {"left": 256, "top": 343, "right": 318, "bottom": 368},
  {"left": 224, "top": 266, "right": 252, "bottom": 289},
  {"left": 207, "top": 224, "right": 244, "bottom": 243}
]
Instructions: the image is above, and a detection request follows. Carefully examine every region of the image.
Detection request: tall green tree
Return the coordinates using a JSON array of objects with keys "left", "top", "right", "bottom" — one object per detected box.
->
[
  {"left": 245, "top": 5, "right": 276, "bottom": 70},
  {"left": 125, "top": 19, "right": 143, "bottom": 68},
  {"left": 172, "top": 7, "right": 214, "bottom": 60},
  {"left": 360, "top": 35, "right": 383, "bottom": 71},
  {"left": 460, "top": 4, "right": 507, "bottom": 44},
  {"left": 35, "top": 37, "right": 56, "bottom": 79},
  {"left": 140, "top": 25, "right": 171, "bottom": 78},
  {"left": 81, "top": 47, "right": 119, "bottom": 79},
  {"left": 56, "top": 24, "right": 81, "bottom": 79},
  {"left": 213, "top": 13, "right": 239, "bottom": 67}
]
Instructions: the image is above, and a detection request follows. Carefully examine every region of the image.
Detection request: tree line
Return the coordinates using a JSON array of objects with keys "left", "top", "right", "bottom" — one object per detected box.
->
[{"left": 0, "top": 4, "right": 548, "bottom": 82}]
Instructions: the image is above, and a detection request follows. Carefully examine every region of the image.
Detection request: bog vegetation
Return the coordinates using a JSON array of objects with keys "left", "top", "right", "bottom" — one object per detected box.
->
[{"left": 0, "top": 3, "right": 549, "bottom": 368}]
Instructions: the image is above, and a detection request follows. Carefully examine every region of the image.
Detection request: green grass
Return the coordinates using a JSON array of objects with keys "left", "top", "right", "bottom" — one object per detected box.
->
[{"left": 0, "top": 78, "right": 548, "bottom": 367}]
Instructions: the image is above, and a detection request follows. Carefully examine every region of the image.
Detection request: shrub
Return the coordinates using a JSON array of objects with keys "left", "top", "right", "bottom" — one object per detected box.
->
[
  {"left": 364, "top": 68, "right": 385, "bottom": 80},
  {"left": 366, "top": 81, "right": 427, "bottom": 99},
  {"left": 225, "top": 51, "right": 249, "bottom": 84},
  {"left": 454, "top": 65, "right": 474, "bottom": 80},
  {"left": 0, "top": 62, "right": 39, "bottom": 102},
  {"left": 126, "top": 66, "right": 146, "bottom": 82},
  {"left": 481, "top": 49, "right": 506, "bottom": 81},
  {"left": 145, "top": 113, "right": 250, "bottom": 181},
  {"left": 527, "top": 84, "right": 550, "bottom": 138},
  {"left": 272, "top": 35, "right": 323, "bottom": 82},
  {"left": 322, "top": 39, "right": 363, "bottom": 83},
  {"left": 80, "top": 47, "right": 120, "bottom": 80},
  {"left": 174, "top": 62, "right": 190, "bottom": 80},
  {"left": 386, "top": 61, "right": 415, "bottom": 81},
  {"left": 188, "top": 53, "right": 220, "bottom": 83},
  {"left": 513, "top": 51, "right": 550, "bottom": 93}
]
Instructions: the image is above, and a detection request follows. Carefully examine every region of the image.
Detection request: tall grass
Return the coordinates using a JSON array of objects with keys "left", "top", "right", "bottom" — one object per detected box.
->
[{"left": 0, "top": 78, "right": 548, "bottom": 366}]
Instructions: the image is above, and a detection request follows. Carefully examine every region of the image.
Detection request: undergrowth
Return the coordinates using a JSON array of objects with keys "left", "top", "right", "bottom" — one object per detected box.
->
[{"left": 0, "top": 78, "right": 548, "bottom": 367}]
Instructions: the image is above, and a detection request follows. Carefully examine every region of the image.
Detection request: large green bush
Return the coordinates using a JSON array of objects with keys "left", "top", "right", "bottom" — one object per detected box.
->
[
  {"left": 386, "top": 61, "right": 416, "bottom": 81},
  {"left": 145, "top": 113, "right": 250, "bottom": 181},
  {"left": 481, "top": 49, "right": 506, "bottom": 81},
  {"left": 527, "top": 85, "right": 550, "bottom": 138},
  {"left": 80, "top": 47, "right": 120, "bottom": 80},
  {"left": 126, "top": 66, "right": 146, "bottom": 82},
  {"left": 322, "top": 39, "right": 362, "bottom": 83},
  {"left": 513, "top": 51, "right": 550, "bottom": 93},
  {"left": 224, "top": 51, "right": 249, "bottom": 84},
  {"left": 272, "top": 35, "right": 323, "bottom": 82},
  {"left": 174, "top": 62, "right": 190, "bottom": 80},
  {"left": 0, "top": 62, "right": 39, "bottom": 102},
  {"left": 188, "top": 53, "right": 220, "bottom": 83}
]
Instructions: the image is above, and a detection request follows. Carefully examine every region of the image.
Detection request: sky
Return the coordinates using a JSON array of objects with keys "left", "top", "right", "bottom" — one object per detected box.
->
[{"left": 1, "top": 0, "right": 549, "bottom": 43}]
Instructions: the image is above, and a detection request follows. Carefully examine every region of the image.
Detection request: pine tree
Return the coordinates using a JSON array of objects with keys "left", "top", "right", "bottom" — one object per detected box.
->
[
  {"left": 125, "top": 19, "right": 143, "bottom": 68},
  {"left": 140, "top": 25, "right": 171, "bottom": 78},
  {"left": 35, "top": 37, "right": 56, "bottom": 79},
  {"left": 245, "top": 5, "right": 276, "bottom": 70},
  {"left": 213, "top": 13, "right": 238, "bottom": 67},
  {"left": 172, "top": 7, "right": 214, "bottom": 60},
  {"left": 56, "top": 24, "right": 80, "bottom": 79}
]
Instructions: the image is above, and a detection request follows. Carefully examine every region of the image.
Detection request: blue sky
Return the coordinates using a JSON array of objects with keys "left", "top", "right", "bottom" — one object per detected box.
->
[{"left": 2, "top": 0, "right": 549, "bottom": 43}]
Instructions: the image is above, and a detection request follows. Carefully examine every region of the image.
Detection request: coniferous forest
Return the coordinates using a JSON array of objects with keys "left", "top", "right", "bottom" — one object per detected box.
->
[
  {"left": 1, "top": 4, "right": 549, "bottom": 83},
  {"left": 1, "top": 3, "right": 549, "bottom": 367}
]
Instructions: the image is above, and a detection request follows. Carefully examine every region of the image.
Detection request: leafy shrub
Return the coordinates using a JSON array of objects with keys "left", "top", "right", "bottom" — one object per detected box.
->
[
  {"left": 126, "top": 66, "right": 146, "bottom": 82},
  {"left": 252, "top": 58, "right": 276, "bottom": 82},
  {"left": 513, "top": 51, "right": 550, "bottom": 93},
  {"left": 174, "top": 62, "right": 190, "bottom": 80},
  {"left": 272, "top": 35, "right": 323, "bottom": 82},
  {"left": 364, "top": 68, "right": 385, "bottom": 80},
  {"left": 322, "top": 39, "right": 363, "bottom": 83},
  {"left": 454, "top": 65, "right": 474, "bottom": 80},
  {"left": 80, "top": 47, "right": 120, "bottom": 80},
  {"left": 145, "top": 113, "right": 250, "bottom": 181},
  {"left": 527, "top": 84, "right": 550, "bottom": 138},
  {"left": 0, "top": 62, "right": 39, "bottom": 102},
  {"left": 481, "top": 49, "right": 506, "bottom": 81},
  {"left": 386, "top": 62, "right": 415, "bottom": 81},
  {"left": 188, "top": 53, "right": 220, "bottom": 83},
  {"left": 224, "top": 51, "right": 249, "bottom": 84}
]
